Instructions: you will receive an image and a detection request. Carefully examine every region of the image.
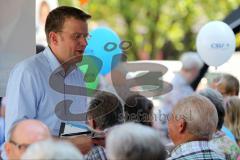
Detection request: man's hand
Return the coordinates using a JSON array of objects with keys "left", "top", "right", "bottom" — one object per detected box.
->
[
  {"left": 68, "top": 135, "right": 92, "bottom": 154},
  {"left": 59, "top": 135, "right": 92, "bottom": 154},
  {"left": 92, "top": 137, "right": 105, "bottom": 147}
]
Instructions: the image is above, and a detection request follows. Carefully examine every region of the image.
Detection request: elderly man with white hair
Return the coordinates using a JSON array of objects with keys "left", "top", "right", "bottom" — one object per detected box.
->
[
  {"left": 106, "top": 122, "right": 167, "bottom": 160},
  {"left": 158, "top": 52, "right": 203, "bottom": 141},
  {"left": 161, "top": 52, "right": 203, "bottom": 113},
  {"left": 168, "top": 94, "right": 225, "bottom": 159}
]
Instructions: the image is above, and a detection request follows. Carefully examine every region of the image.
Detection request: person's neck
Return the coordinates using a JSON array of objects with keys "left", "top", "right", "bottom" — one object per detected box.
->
[
  {"left": 61, "top": 61, "right": 75, "bottom": 73},
  {"left": 94, "top": 127, "right": 103, "bottom": 132},
  {"left": 180, "top": 70, "right": 187, "bottom": 79},
  {"left": 180, "top": 69, "right": 192, "bottom": 83},
  {"left": 49, "top": 46, "right": 73, "bottom": 72}
]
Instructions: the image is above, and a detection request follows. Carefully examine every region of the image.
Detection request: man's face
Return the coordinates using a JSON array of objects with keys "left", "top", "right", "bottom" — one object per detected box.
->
[
  {"left": 5, "top": 137, "right": 31, "bottom": 159},
  {"left": 5, "top": 127, "right": 50, "bottom": 159},
  {"left": 56, "top": 17, "right": 88, "bottom": 65},
  {"left": 216, "top": 80, "right": 227, "bottom": 97},
  {"left": 186, "top": 67, "right": 199, "bottom": 83}
]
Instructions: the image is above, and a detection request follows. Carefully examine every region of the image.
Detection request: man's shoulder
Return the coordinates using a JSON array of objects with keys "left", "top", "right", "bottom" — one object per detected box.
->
[
  {"left": 171, "top": 141, "right": 226, "bottom": 160},
  {"left": 12, "top": 53, "right": 46, "bottom": 74},
  {"left": 85, "top": 145, "right": 107, "bottom": 160},
  {"left": 18, "top": 53, "right": 45, "bottom": 67}
]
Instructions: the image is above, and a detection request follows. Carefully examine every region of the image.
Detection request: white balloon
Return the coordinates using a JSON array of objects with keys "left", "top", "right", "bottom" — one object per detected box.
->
[{"left": 196, "top": 21, "right": 236, "bottom": 67}]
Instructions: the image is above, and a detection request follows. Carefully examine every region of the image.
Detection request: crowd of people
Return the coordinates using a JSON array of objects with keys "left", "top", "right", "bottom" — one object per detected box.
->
[{"left": 0, "top": 5, "right": 239, "bottom": 160}]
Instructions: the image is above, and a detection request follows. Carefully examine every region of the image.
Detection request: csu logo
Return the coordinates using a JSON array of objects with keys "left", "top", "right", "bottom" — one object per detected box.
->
[{"left": 210, "top": 43, "right": 230, "bottom": 49}]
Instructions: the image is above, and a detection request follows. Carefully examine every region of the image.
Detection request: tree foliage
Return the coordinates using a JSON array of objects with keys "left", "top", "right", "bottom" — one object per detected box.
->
[{"left": 59, "top": 0, "right": 240, "bottom": 60}]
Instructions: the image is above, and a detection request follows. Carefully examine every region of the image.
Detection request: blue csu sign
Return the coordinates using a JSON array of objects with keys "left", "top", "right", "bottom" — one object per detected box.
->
[{"left": 211, "top": 43, "right": 230, "bottom": 49}]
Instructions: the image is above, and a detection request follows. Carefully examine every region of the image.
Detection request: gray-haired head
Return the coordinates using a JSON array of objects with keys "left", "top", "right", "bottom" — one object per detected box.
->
[
  {"left": 106, "top": 122, "right": 166, "bottom": 160},
  {"left": 179, "top": 52, "right": 203, "bottom": 83},
  {"left": 21, "top": 140, "right": 84, "bottom": 160},
  {"left": 180, "top": 52, "right": 203, "bottom": 70},
  {"left": 173, "top": 94, "right": 218, "bottom": 138},
  {"left": 198, "top": 88, "right": 225, "bottom": 130}
]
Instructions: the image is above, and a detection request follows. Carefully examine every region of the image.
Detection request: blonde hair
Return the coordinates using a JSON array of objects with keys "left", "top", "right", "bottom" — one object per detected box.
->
[{"left": 225, "top": 96, "right": 240, "bottom": 142}]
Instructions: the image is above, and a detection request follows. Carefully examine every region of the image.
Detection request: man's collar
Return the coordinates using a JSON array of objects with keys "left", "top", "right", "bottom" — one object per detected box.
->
[
  {"left": 43, "top": 46, "right": 62, "bottom": 72},
  {"left": 171, "top": 140, "right": 210, "bottom": 157},
  {"left": 43, "top": 46, "right": 77, "bottom": 77}
]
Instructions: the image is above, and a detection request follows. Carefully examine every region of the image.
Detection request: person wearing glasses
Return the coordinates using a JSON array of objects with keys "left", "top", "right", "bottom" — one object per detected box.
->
[
  {"left": 3, "top": 6, "right": 92, "bottom": 159},
  {"left": 4, "top": 119, "right": 51, "bottom": 160}
]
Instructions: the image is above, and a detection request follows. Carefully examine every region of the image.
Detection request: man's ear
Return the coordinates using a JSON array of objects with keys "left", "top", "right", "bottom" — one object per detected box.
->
[
  {"left": 178, "top": 118, "right": 187, "bottom": 133},
  {"left": 5, "top": 142, "right": 12, "bottom": 157},
  {"left": 87, "top": 118, "right": 97, "bottom": 129},
  {"left": 49, "top": 32, "right": 58, "bottom": 45}
]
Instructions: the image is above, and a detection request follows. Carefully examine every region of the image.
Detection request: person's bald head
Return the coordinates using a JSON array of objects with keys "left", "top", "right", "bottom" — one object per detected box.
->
[
  {"left": 11, "top": 119, "right": 51, "bottom": 142},
  {"left": 5, "top": 119, "right": 51, "bottom": 160}
]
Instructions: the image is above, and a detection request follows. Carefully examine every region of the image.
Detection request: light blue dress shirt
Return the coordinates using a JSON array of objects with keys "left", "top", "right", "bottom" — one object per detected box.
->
[{"left": 5, "top": 47, "right": 87, "bottom": 139}]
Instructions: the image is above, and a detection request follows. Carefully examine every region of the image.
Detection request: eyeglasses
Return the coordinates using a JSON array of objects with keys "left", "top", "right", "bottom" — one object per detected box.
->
[
  {"left": 58, "top": 31, "right": 91, "bottom": 41},
  {"left": 9, "top": 139, "right": 30, "bottom": 151}
]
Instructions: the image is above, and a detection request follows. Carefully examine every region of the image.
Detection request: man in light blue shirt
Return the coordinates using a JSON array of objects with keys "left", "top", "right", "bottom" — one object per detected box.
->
[
  {"left": 6, "top": 46, "right": 87, "bottom": 136},
  {"left": 3, "top": 6, "right": 92, "bottom": 159}
]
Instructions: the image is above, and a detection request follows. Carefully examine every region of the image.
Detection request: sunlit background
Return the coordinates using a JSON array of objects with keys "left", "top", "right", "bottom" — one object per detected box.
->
[{"left": 35, "top": 0, "right": 240, "bottom": 91}]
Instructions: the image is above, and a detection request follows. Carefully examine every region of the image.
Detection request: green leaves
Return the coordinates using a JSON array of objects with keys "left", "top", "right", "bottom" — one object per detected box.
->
[{"left": 59, "top": 0, "right": 240, "bottom": 60}]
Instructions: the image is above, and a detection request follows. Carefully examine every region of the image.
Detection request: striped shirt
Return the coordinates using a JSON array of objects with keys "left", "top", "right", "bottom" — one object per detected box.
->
[
  {"left": 85, "top": 145, "right": 107, "bottom": 160},
  {"left": 169, "top": 141, "right": 226, "bottom": 160}
]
